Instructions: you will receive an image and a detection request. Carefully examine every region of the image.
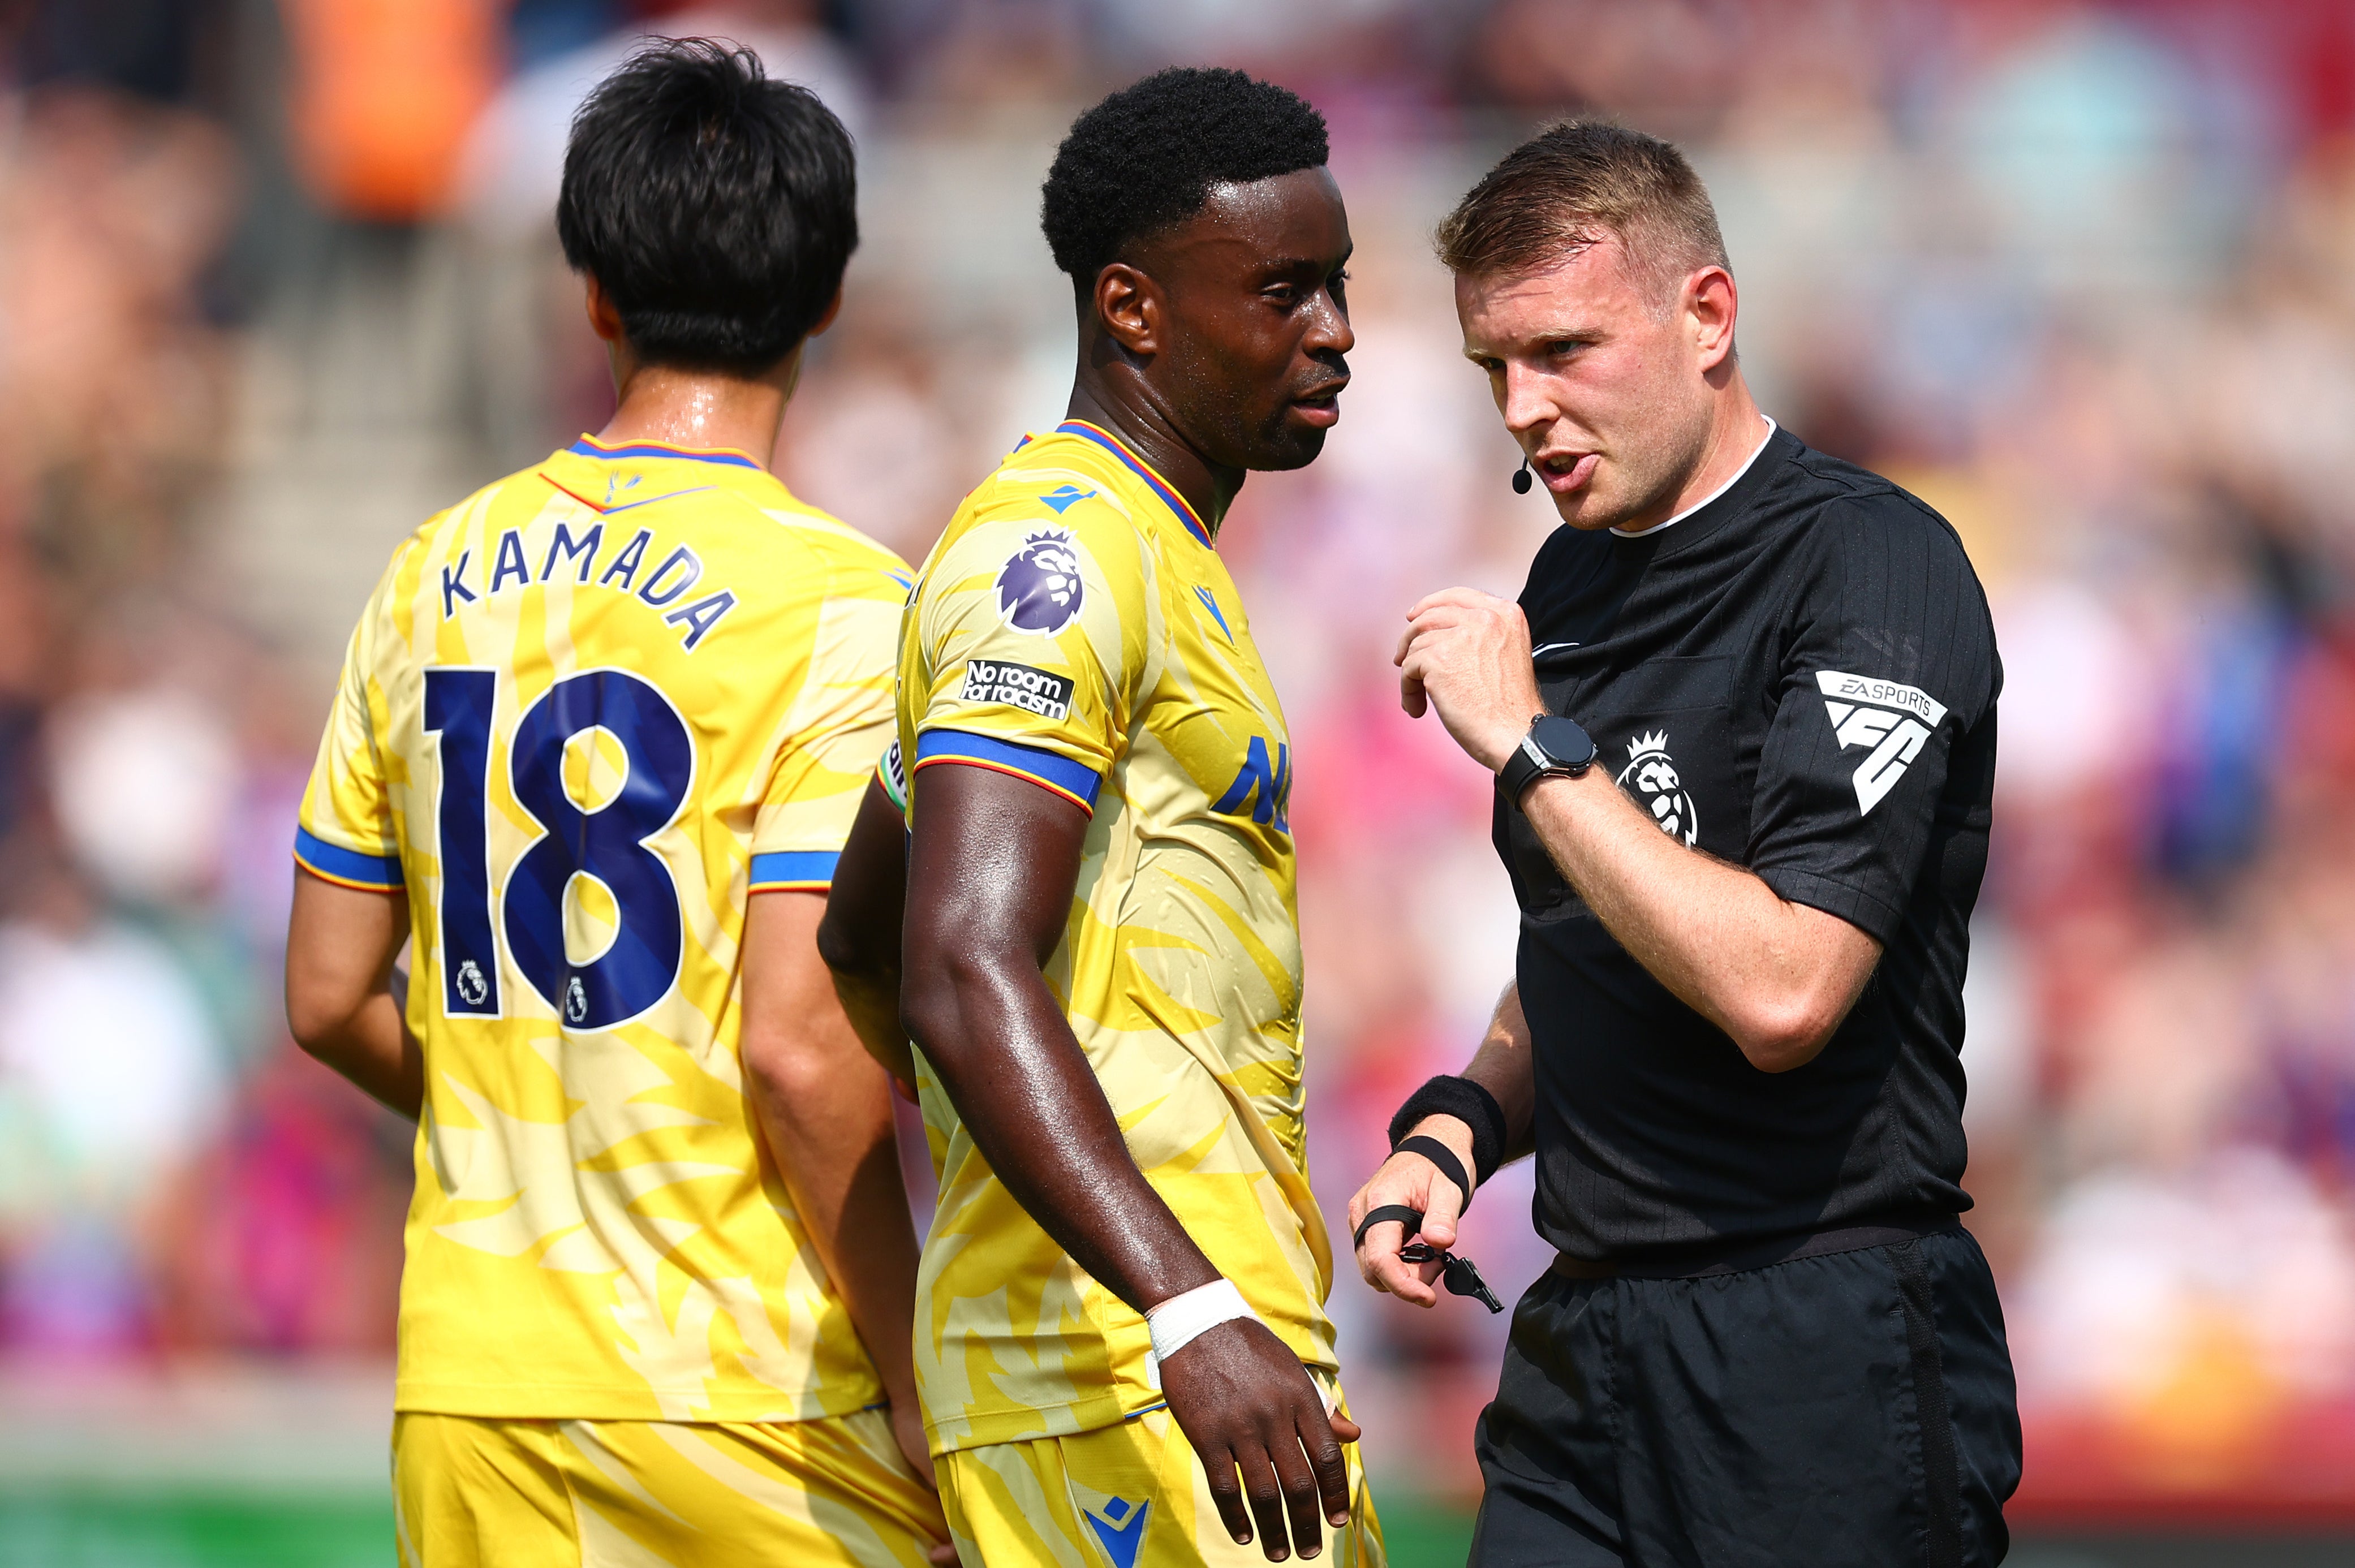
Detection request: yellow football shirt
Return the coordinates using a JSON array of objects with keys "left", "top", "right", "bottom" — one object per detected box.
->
[
  {"left": 896, "top": 420, "right": 1336, "bottom": 1454},
  {"left": 297, "top": 433, "right": 908, "bottom": 1423}
]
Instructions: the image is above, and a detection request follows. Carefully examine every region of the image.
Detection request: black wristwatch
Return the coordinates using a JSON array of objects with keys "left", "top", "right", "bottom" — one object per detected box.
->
[{"left": 1496, "top": 714, "right": 1598, "bottom": 804}]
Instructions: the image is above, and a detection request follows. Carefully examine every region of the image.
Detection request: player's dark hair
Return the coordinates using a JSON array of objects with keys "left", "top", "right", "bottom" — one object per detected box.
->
[
  {"left": 1437, "top": 120, "right": 1728, "bottom": 301},
  {"left": 558, "top": 39, "right": 855, "bottom": 373},
  {"left": 1040, "top": 67, "right": 1328, "bottom": 286}
]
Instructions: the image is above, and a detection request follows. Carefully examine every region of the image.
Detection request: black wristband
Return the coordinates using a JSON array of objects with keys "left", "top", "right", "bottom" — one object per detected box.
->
[
  {"left": 1387, "top": 1074, "right": 1507, "bottom": 1186},
  {"left": 1396, "top": 1135, "right": 1473, "bottom": 1214}
]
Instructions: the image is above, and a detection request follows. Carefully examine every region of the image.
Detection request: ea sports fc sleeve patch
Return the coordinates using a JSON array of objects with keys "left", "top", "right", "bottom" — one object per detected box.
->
[
  {"left": 913, "top": 729, "right": 1103, "bottom": 815},
  {"left": 748, "top": 849, "right": 841, "bottom": 892},
  {"left": 293, "top": 826, "right": 403, "bottom": 891},
  {"left": 1746, "top": 498, "right": 1997, "bottom": 944}
]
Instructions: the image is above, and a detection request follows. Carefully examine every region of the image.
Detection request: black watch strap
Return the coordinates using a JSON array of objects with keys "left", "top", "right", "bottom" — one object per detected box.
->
[
  {"left": 1497, "top": 714, "right": 1596, "bottom": 804},
  {"left": 1496, "top": 738, "right": 1548, "bottom": 805}
]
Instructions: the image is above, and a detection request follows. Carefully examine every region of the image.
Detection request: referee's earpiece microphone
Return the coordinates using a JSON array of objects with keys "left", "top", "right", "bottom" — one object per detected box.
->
[{"left": 1512, "top": 455, "right": 1532, "bottom": 494}]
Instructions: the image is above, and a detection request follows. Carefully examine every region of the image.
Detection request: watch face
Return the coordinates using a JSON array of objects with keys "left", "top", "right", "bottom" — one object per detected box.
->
[{"left": 1532, "top": 716, "right": 1597, "bottom": 771}]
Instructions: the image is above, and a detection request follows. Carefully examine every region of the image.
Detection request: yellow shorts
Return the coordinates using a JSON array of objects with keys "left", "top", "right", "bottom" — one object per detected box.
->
[
  {"left": 937, "top": 1398, "right": 1385, "bottom": 1568},
  {"left": 391, "top": 1407, "right": 951, "bottom": 1568}
]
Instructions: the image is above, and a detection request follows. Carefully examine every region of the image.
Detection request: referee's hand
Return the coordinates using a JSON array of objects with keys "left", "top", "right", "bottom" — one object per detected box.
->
[
  {"left": 1396, "top": 588, "right": 1542, "bottom": 772},
  {"left": 1346, "top": 1118, "right": 1475, "bottom": 1308}
]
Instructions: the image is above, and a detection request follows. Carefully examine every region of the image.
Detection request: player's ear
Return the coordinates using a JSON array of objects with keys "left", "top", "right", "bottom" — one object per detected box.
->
[
  {"left": 1092, "top": 262, "right": 1161, "bottom": 358},
  {"left": 810, "top": 284, "right": 844, "bottom": 339},
  {"left": 583, "top": 272, "right": 626, "bottom": 344}
]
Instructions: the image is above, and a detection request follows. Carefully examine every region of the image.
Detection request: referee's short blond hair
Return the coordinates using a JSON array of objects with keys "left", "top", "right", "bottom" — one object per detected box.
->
[{"left": 1437, "top": 120, "right": 1729, "bottom": 311}]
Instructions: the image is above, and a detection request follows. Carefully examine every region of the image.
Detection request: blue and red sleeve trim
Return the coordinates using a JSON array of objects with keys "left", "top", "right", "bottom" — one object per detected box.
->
[
  {"left": 912, "top": 730, "right": 1103, "bottom": 815},
  {"left": 293, "top": 826, "right": 404, "bottom": 891},
  {"left": 748, "top": 849, "right": 841, "bottom": 893}
]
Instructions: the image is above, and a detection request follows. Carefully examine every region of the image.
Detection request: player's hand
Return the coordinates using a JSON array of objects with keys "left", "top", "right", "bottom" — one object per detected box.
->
[
  {"left": 1159, "top": 1317, "right": 1359, "bottom": 1562},
  {"left": 1346, "top": 1115, "right": 1474, "bottom": 1308},
  {"left": 1395, "top": 588, "right": 1542, "bottom": 771}
]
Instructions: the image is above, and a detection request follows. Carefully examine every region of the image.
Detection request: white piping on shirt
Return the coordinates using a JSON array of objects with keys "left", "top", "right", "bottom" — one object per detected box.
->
[{"left": 1609, "top": 416, "right": 1778, "bottom": 540}]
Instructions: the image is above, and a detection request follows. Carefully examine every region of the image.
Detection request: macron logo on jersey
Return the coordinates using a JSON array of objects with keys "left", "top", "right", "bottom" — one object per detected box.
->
[
  {"left": 1082, "top": 1497, "right": 1148, "bottom": 1568},
  {"left": 1816, "top": 670, "right": 1948, "bottom": 816}
]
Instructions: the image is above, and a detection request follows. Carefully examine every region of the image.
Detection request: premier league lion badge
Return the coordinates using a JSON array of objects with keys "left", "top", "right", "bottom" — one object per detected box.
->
[
  {"left": 1618, "top": 730, "right": 1700, "bottom": 847},
  {"left": 996, "top": 529, "right": 1086, "bottom": 634}
]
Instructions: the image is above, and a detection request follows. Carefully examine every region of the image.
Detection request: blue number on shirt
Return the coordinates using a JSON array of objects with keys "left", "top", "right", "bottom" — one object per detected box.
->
[
  {"left": 424, "top": 667, "right": 693, "bottom": 1029},
  {"left": 424, "top": 667, "right": 501, "bottom": 1016},
  {"left": 504, "top": 670, "right": 694, "bottom": 1029}
]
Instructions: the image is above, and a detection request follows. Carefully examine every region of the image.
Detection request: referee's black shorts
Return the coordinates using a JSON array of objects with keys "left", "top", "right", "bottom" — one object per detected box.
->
[{"left": 1470, "top": 1226, "right": 2021, "bottom": 1567}]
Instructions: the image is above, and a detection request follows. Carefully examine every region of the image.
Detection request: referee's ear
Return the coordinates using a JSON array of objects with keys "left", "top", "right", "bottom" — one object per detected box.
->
[{"left": 1683, "top": 263, "right": 1738, "bottom": 374}]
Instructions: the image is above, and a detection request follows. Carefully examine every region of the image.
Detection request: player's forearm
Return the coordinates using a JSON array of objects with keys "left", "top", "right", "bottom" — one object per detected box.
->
[
  {"left": 831, "top": 970, "right": 916, "bottom": 1086},
  {"left": 285, "top": 872, "right": 423, "bottom": 1118},
  {"left": 745, "top": 1041, "right": 925, "bottom": 1405},
  {"left": 817, "top": 781, "right": 919, "bottom": 1084},
  {"left": 822, "top": 1149, "right": 928, "bottom": 1410},
  {"left": 904, "top": 959, "right": 1221, "bottom": 1313},
  {"left": 1520, "top": 769, "right": 1871, "bottom": 1069},
  {"left": 291, "top": 973, "right": 424, "bottom": 1119},
  {"left": 744, "top": 890, "right": 931, "bottom": 1408}
]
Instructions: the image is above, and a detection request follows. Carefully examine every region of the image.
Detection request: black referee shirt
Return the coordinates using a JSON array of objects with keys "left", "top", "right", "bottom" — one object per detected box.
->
[{"left": 1497, "top": 424, "right": 2000, "bottom": 1262}]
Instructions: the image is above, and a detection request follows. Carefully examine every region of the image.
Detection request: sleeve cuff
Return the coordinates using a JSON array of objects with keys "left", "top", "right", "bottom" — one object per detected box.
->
[
  {"left": 912, "top": 729, "right": 1103, "bottom": 815},
  {"left": 1756, "top": 866, "right": 1902, "bottom": 946},
  {"left": 293, "top": 826, "right": 403, "bottom": 891},
  {"left": 750, "top": 849, "right": 841, "bottom": 892}
]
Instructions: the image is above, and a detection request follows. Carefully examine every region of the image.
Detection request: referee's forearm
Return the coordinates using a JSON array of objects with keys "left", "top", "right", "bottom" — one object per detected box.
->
[
  {"left": 1518, "top": 770, "right": 1877, "bottom": 1071},
  {"left": 1403, "top": 984, "right": 1538, "bottom": 1179},
  {"left": 1463, "top": 984, "right": 1536, "bottom": 1160}
]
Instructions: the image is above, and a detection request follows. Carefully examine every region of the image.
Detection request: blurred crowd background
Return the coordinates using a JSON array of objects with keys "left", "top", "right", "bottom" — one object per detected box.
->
[{"left": 3, "top": 0, "right": 2355, "bottom": 1556}]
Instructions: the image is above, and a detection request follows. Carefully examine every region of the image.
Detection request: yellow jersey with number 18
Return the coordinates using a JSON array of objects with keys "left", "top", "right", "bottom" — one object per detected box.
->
[
  {"left": 895, "top": 420, "right": 1337, "bottom": 1455},
  {"left": 295, "top": 434, "right": 907, "bottom": 1423}
]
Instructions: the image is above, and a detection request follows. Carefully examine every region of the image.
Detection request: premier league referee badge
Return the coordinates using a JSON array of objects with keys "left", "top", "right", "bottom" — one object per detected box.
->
[{"left": 1617, "top": 730, "right": 1700, "bottom": 847}]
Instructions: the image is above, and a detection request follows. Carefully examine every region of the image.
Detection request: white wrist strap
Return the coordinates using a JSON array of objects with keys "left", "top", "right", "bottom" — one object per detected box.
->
[{"left": 1147, "top": 1278, "right": 1256, "bottom": 1364}]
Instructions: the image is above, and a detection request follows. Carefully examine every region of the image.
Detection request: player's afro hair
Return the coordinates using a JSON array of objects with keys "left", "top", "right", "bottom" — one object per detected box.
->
[
  {"left": 558, "top": 39, "right": 855, "bottom": 373},
  {"left": 1040, "top": 67, "right": 1328, "bottom": 286}
]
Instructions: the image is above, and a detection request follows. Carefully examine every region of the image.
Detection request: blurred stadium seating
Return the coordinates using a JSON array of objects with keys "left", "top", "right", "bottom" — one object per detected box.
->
[{"left": 4, "top": 2, "right": 2355, "bottom": 1563}]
